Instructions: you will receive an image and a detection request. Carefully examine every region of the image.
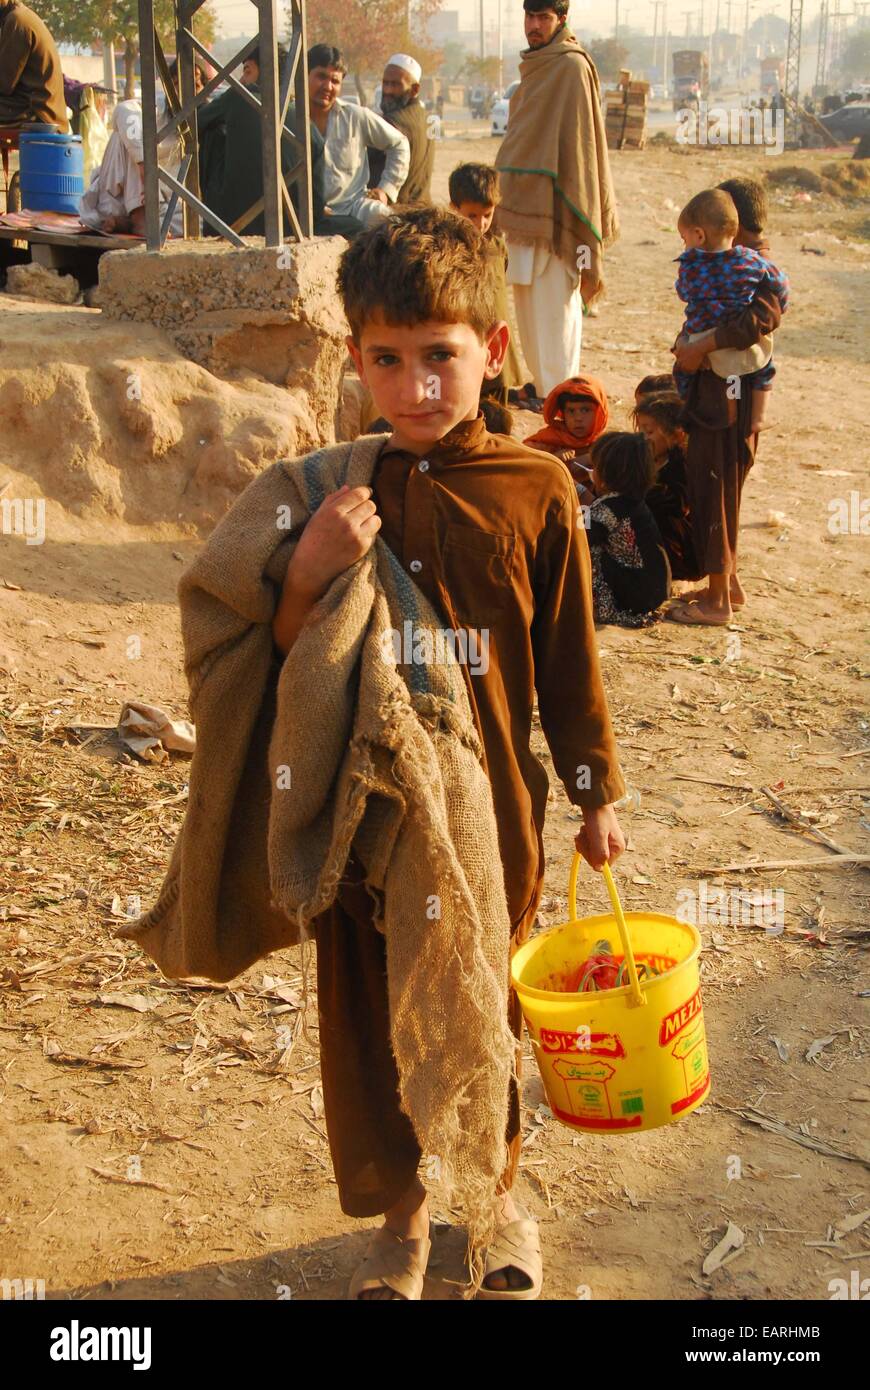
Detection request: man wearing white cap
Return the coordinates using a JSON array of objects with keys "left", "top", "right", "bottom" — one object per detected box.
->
[{"left": 368, "top": 53, "right": 433, "bottom": 205}]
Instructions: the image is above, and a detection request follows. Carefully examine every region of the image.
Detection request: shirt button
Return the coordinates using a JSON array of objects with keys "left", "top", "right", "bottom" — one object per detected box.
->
[
  {"left": 409, "top": 559, "right": 422, "bottom": 574},
  {"left": 418, "top": 459, "right": 429, "bottom": 472}
]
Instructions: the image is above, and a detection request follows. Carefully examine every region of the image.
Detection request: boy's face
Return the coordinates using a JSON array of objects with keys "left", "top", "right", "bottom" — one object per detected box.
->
[
  {"left": 563, "top": 398, "right": 597, "bottom": 437},
  {"left": 347, "top": 314, "right": 509, "bottom": 454},
  {"left": 452, "top": 200, "right": 496, "bottom": 234}
]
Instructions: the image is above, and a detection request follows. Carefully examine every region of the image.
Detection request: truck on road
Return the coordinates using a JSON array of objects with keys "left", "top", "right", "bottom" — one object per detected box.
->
[
  {"left": 672, "top": 50, "right": 710, "bottom": 112},
  {"left": 761, "top": 56, "right": 785, "bottom": 97}
]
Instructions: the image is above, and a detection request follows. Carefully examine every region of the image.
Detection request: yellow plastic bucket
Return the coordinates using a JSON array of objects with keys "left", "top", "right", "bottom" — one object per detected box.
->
[{"left": 512, "top": 853, "right": 711, "bottom": 1134}]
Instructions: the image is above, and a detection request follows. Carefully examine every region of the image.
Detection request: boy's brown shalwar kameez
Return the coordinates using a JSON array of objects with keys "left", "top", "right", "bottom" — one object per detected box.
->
[{"left": 315, "top": 416, "right": 624, "bottom": 1216}]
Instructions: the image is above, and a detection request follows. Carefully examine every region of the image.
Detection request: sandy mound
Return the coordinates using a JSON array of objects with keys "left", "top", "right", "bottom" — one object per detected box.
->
[
  {"left": 0, "top": 300, "right": 327, "bottom": 530},
  {"left": 767, "top": 159, "right": 870, "bottom": 198}
]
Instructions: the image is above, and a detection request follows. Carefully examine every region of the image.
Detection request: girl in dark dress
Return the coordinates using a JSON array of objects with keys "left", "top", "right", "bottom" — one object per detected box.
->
[
  {"left": 632, "top": 391, "right": 702, "bottom": 583},
  {"left": 587, "top": 432, "right": 671, "bottom": 628}
]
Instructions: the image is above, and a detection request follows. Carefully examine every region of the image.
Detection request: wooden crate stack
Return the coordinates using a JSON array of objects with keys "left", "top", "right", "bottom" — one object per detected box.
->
[{"left": 605, "top": 69, "right": 649, "bottom": 150}]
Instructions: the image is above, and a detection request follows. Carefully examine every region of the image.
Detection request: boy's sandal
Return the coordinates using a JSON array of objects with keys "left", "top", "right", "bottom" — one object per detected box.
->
[
  {"left": 476, "top": 1204, "right": 543, "bottom": 1301},
  {"left": 347, "top": 1227, "right": 432, "bottom": 1301}
]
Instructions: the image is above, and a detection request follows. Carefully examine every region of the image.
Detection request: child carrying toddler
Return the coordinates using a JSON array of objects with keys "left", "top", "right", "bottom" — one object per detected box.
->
[{"left": 673, "top": 188, "right": 788, "bottom": 433}]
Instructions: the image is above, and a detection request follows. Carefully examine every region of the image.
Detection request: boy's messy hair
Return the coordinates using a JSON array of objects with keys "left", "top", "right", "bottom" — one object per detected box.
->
[
  {"left": 635, "top": 372, "right": 674, "bottom": 398},
  {"left": 632, "top": 391, "right": 686, "bottom": 433},
  {"left": 590, "top": 431, "right": 656, "bottom": 501},
  {"left": 717, "top": 176, "right": 768, "bottom": 235},
  {"left": 679, "top": 188, "right": 739, "bottom": 239},
  {"left": 448, "top": 162, "right": 500, "bottom": 209},
  {"left": 337, "top": 207, "right": 502, "bottom": 343}
]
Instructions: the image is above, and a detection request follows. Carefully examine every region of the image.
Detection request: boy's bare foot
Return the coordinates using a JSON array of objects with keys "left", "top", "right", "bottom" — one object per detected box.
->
[
  {"left": 675, "top": 577, "right": 745, "bottom": 609},
  {"left": 356, "top": 1177, "right": 430, "bottom": 1300},
  {"left": 667, "top": 599, "right": 732, "bottom": 626}
]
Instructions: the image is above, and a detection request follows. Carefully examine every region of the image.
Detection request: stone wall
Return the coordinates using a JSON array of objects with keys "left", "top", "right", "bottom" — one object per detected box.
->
[{"left": 98, "top": 236, "right": 350, "bottom": 446}]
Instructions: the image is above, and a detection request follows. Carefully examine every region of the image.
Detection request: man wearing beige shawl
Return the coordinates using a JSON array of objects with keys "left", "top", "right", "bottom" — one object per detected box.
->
[{"left": 495, "top": 1, "right": 618, "bottom": 396}]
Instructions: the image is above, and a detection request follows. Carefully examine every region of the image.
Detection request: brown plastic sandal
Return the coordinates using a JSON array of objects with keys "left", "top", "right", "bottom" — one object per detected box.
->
[
  {"left": 347, "top": 1226, "right": 432, "bottom": 1300},
  {"left": 476, "top": 1204, "right": 543, "bottom": 1301}
]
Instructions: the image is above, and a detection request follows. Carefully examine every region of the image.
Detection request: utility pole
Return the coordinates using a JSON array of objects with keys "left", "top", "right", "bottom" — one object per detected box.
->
[
  {"left": 480, "top": 0, "right": 485, "bottom": 60},
  {"left": 815, "top": 0, "right": 829, "bottom": 90},
  {"left": 615, "top": 0, "right": 621, "bottom": 41},
  {"left": 652, "top": 0, "right": 667, "bottom": 67},
  {"left": 683, "top": 7, "right": 693, "bottom": 35},
  {"left": 497, "top": 0, "right": 504, "bottom": 92},
  {"left": 784, "top": 0, "right": 804, "bottom": 144}
]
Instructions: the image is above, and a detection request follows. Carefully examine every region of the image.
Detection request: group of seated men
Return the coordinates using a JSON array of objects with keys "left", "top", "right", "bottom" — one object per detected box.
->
[
  {"left": 82, "top": 41, "right": 435, "bottom": 240},
  {"left": 0, "top": 3, "right": 435, "bottom": 243}
]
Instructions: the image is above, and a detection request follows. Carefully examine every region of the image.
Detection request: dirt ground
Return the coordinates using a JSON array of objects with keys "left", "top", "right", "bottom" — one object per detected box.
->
[{"left": 1, "top": 134, "right": 868, "bottom": 1303}]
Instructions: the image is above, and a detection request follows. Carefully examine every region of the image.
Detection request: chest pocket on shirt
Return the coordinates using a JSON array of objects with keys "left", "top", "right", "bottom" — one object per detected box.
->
[{"left": 441, "top": 523, "right": 516, "bottom": 629}]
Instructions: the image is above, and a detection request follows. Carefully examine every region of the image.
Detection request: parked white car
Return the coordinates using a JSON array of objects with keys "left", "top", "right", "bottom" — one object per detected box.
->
[{"left": 491, "top": 80, "right": 520, "bottom": 136}]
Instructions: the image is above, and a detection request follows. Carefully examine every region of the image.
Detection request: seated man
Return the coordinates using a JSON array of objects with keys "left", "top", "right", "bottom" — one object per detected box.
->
[
  {"left": 79, "top": 59, "right": 206, "bottom": 236},
  {"left": 308, "top": 42, "right": 408, "bottom": 229},
  {"left": 0, "top": 1, "right": 68, "bottom": 131},
  {"left": 368, "top": 53, "right": 433, "bottom": 205}
]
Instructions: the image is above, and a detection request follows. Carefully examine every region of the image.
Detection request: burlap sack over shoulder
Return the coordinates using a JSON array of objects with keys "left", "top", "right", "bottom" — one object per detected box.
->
[
  {"left": 495, "top": 30, "right": 619, "bottom": 304},
  {"left": 116, "top": 434, "right": 517, "bottom": 1265}
]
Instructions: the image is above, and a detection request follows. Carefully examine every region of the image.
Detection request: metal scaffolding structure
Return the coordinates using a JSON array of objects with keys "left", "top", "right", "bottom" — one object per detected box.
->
[
  {"left": 137, "top": 0, "right": 313, "bottom": 251},
  {"left": 815, "top": 0, "right": 829, "bottom": 90},
  {"left": 784, "top": 0, "right": 803, "bottom": 145}
]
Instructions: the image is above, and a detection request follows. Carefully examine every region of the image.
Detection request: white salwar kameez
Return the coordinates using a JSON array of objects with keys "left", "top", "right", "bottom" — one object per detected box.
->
[{"left": 506, "top": 239, "right": 583, "bottom": 395}]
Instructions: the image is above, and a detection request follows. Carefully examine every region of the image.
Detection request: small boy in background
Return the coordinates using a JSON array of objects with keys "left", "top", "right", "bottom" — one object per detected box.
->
[
  {"left": 449, "top": 161, "right": 525, "bottom": 404},
  {"left": 526, "top": 374, "right": 610, "bottom": 504},
  {"left": 717, "top": 176, "right": 780, "bottom": 432},
  {"left": 673, "top": 188, "right": 789, "bottom": 433}
]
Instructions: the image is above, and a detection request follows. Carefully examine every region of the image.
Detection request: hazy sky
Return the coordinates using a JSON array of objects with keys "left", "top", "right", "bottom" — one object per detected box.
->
[{"left": 209, "top": 0, "right": 827, "bottom": 41}]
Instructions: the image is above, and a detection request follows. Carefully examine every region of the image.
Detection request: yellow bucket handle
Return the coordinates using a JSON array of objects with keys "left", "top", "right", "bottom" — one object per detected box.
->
[{"left": 568, "top": 852, "right": 647, "bottom": 1009}]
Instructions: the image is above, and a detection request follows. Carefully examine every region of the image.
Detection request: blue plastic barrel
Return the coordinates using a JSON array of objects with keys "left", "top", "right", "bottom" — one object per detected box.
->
[{"left": 18, "top": 129, "right": 84, "bottom": 214}]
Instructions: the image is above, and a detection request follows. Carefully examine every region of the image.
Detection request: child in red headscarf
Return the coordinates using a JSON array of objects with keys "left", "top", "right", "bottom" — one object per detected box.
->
[{"left": 525, "top": 376, "right": 609, "bottom": 503}]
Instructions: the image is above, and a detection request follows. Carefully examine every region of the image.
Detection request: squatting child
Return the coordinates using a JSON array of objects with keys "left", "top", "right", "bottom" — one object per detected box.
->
[
  {"left": 525, "top": 374, "right": 609, "bottom": 504},
  {"left": 632, "top": 388, "right": 701, "bottom": 585},
  {"left": 588, "top": 431, "right": 671, "bottom": 627}
]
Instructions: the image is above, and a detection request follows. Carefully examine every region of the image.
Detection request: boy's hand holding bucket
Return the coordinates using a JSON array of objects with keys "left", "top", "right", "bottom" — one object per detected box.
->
[{"left": 574, "top": 803, "right": 625, "bottom": 870}]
